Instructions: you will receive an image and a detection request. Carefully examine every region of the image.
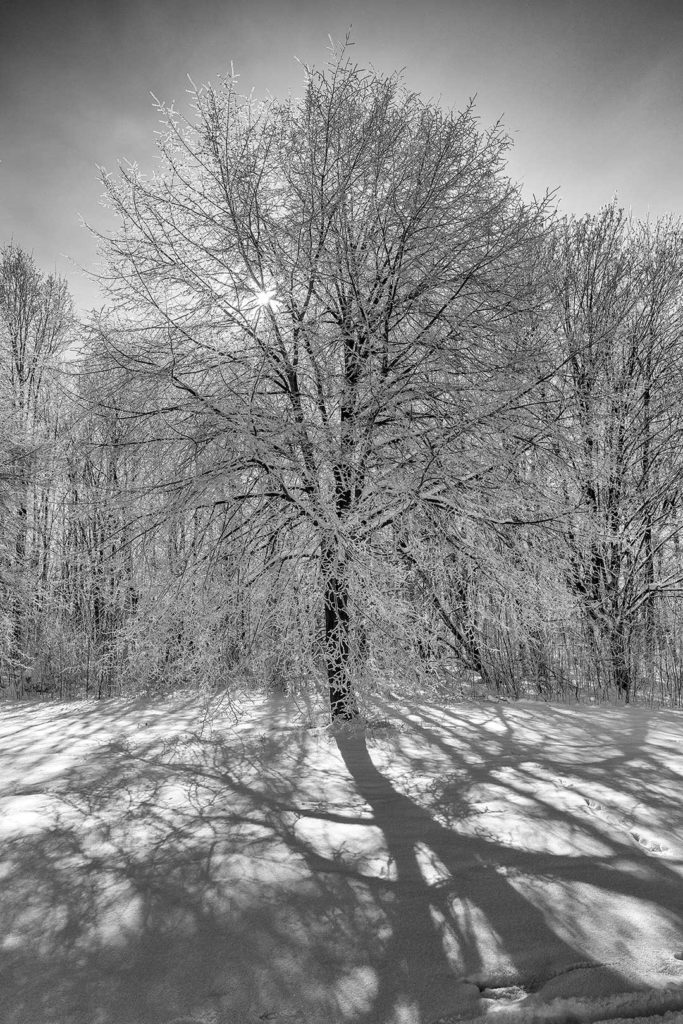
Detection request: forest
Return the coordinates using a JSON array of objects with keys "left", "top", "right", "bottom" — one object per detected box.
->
[{"left": 2, "top": 46, "right": 683, "bottom": 718}]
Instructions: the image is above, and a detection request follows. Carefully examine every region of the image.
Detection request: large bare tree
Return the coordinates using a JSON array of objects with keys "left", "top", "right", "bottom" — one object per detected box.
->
[{"left": 94, "top": 42, "right": 550, "bottom": 717}]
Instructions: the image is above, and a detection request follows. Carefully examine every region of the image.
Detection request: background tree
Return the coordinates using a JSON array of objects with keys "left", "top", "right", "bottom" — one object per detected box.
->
[
  {"left": 0, "top": 244, "right": 73, "bottom": 692},
  {"left": 544, "top": 205, "right": 683, "bottom": 701}
]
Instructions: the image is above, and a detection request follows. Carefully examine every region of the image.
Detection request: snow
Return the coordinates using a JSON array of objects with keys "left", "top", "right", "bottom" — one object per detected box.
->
[{"left": 2, "top": 691, "right": 683, "bottom": 1024}]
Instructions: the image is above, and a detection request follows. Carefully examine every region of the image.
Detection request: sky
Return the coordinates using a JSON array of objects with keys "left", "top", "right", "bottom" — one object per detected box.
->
[{"left": 1, "top": 0, "right": 681, "bottom": 314}]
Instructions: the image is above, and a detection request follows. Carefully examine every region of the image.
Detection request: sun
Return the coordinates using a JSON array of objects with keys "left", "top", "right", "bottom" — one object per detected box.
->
[{"left": 254, "top": 288, "right": 276, "bottom": 307}]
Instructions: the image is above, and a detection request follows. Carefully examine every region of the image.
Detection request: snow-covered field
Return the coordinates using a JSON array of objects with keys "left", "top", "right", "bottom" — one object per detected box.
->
[{"left": 2, "top": 690, "right": 683, "bottom": 1024}]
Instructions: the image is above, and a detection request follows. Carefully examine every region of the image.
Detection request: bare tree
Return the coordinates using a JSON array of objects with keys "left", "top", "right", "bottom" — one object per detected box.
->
[
  {"left": 547, "top": 204, "right": 683, "bottom": 701},
  {"left": 0, "top": 244, "right": 73, "bottom": 689},
  {"left": 94, "top": 41, "right": 550, "bottom": 717}
]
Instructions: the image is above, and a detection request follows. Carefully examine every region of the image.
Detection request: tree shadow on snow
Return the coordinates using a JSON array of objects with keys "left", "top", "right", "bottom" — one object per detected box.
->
[{"left": 1, "top": 694, "right": 683, "bottom": 1023}]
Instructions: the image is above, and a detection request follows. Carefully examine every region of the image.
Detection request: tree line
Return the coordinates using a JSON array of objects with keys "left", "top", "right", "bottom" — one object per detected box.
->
[{"left": 2, "top": 43, "right": 683, "bottom": 716}]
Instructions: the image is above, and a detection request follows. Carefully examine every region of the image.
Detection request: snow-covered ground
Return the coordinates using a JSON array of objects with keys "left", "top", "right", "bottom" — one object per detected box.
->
[{"left": 2, "top": 689, "right": 683, "bottom": 1024}]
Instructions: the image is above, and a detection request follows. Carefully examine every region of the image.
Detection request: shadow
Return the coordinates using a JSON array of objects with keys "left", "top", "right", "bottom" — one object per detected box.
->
[
  {"left": 1, "top": 693, "right": 683, "bottom": 1023},
  {"left": 1, "top": 694, "right": 398, "bottom": 1023},
  {"left": 330, "top": 728, "right": 627, "bottom": 1022}
]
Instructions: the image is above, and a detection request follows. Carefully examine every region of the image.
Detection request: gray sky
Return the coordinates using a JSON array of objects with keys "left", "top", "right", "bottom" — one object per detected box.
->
[{"left": 1, "top": 0, "right": 681, "bottom": 314}]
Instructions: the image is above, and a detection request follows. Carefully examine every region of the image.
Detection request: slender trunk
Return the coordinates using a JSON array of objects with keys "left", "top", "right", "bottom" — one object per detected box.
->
[
  {"left": 642, "top": 346, "right": 655, "bottom": 664},
  {"left": 12, "top": 492, "right": 28, "bottom": 678}
]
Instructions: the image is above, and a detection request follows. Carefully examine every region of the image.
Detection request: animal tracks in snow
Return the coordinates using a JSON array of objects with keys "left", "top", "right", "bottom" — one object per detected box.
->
[
  {"left": 582, "top": 795, "right": 670, "bottom": 856},
  {"left": 629, "top": 829, "right": 669, "bottom": 855},
  {"left": 535, "top": 770, "right": 672, "bottom": 858},
  {"left": 434, "top": 764, "right": 673, "bottom": 860},
  {"left": 475, "top": 766, "right": 674, "bottom": 860}
]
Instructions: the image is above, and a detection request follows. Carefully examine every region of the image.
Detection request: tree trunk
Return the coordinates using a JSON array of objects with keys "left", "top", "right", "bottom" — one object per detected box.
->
[
  {"left": 641, "top": 344, "right": 655, "bottom": 675},
  {"left": 610, "top": 623, "right": 631, "bottom": 703},
  {"left": 322, "top": 542, "right": 358, "bottom": 720}
]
